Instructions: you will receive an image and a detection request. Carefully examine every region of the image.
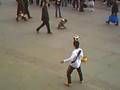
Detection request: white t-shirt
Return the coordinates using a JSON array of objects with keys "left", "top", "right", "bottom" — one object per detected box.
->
[{"left": 64, "top": 48, "right": 83, "bottom": 68}]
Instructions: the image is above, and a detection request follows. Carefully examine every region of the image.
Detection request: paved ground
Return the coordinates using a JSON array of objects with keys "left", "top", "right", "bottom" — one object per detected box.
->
[{"left": 0, "top": 0, "right": 120, "bottom": 90}]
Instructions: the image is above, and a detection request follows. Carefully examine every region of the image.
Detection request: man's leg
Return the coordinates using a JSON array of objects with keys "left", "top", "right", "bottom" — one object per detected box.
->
[
  {"left": 58, "top": 6, "right": 62, "bottom": 18},
  {"left": 55, "top": 6, "right": 58, "bottom": 18},
  {"left": 25, "top": 7, "right": 32, "bottom": 19},
  {"left": 36, "top": 22, "right": 45, "bottom": 33},
  {"left": 66, "top": 65, "right": 74, "bottom": 84},
  {"left": 40, "top": 0, "right": 43, "bottom": 6},
  {"left": 77, "top": 66, "right": 83, "bottom": 82},
  {"left": 45, "top": 21, "right": 52, "bottom": 34},
  {"left": 36, "top": 0, "right": 39, "bottom": 5}
]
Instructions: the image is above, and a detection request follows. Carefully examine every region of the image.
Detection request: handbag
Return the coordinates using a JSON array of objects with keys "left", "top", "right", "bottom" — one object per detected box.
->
[{"left": 81, "top": 56, "right": 88, "bottom": 63}]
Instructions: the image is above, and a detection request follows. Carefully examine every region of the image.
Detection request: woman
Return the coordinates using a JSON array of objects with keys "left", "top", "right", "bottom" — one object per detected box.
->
[{"left": 61, "top": 37, "right": 84, "bottom": 86}]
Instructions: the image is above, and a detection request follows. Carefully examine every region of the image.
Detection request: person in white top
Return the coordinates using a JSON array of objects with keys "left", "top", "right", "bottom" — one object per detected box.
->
[
  {"left": 88, "top": 0, "right": 95, "bottom": 12},
  {"left": 61, "top": 39, "right": 84, "bottom": 86}
]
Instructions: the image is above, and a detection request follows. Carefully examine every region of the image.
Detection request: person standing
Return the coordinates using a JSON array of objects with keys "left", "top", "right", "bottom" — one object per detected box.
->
[
  {"left": 36, "top": 2, "right": 52, "bottom": 34},
  {"left": 23, "top": 0, "right": 32, "bottom": 19},
  {"left": 61, "top": 37, "right": 84, "bottom": 86},
  {"left": 55, "top": 0, "right": 62, "bottom": 18},
  {"left": 79, "top": 0, "right": 85, "bottom": 12}
]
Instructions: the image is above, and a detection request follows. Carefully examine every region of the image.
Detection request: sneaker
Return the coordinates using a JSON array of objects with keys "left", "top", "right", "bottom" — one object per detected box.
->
[{"left": 64, "top": 82, "right": 72, "bottom": 87}]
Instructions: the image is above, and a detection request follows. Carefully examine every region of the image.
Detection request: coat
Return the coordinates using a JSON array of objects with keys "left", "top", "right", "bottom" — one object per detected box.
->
[{"left": 41, "top": 5, "right": 49, "bottom": 22}]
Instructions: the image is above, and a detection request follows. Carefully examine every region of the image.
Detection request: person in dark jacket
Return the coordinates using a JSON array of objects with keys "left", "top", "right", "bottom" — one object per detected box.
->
[
  {"left": 16, "top": 0, "right": 27, "bottom": 21},
  {"left": 55, "top": 0, "right": 62, "bottom": 18},
  {"left": 23, "top": 0, "right": 32, "bottom": 19},
  {"left": 79, "top": 0, "right": 85, "bottom": 12},
  {"left": 36, "top": 2, "right": 52, "bottom": 34}
]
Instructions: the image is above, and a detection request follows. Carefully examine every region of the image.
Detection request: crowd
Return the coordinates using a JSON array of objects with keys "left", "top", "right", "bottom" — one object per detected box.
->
[{"left": 15, "top": 0, "right": 119, "bottom": 34}]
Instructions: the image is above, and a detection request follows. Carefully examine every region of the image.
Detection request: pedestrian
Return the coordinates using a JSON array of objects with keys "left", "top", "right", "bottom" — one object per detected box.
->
[
  {"left": 106, "top": 0, "right": 119, "bottom": 25},
  {"left": 23, "top": 0, "right": 32, "bottom": 19},
  {"left": 55, "top": 0, "right": 62, "bottom": 18},
  {"left": 16, "top": 0, "right": 27, "bottom": 21},
  {"left": 79, "top": 0, "right": 85, "bottom": 12},
  {"left": 88, "top": 0, "right": 95, "bottom": 12},
  {"left": 61, "top": 36, "right": 84, "bottom": 87},
  {"left": 36, "top": 2, "right": 52, "bottom": 34},
  {"left": 29, "top": 0, "right": 33, "bottom": 4},
  {"left": 72, "top": 0, "right": 79, "bottom": 9}
]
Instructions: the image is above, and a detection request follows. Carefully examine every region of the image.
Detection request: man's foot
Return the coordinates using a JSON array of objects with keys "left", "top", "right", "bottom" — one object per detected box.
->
[
  {"left": 36, "top": 28, "right": 39, "bottom": 34},
  {"left": 48, "top": 32, "right": 53, "bottom": 34},
  {"left": 22, "top": 17, "right": 27, "bottom": 21},
  {"left": 80, "top": 80, "right": 84, "bottom": 84},
  {"left": 28, "top": 16, "right": 32, "bottom": 19},
  {"left": 64, "top": 82, "right": 71, "bottom": 87},
  {"left": 60, "top": 16, "right": 62, "bottom": 18}
]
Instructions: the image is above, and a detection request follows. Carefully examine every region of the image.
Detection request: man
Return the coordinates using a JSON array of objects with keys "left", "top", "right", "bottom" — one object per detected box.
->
[
  {"left": 79, "top": 0, "right": 85, "bottom": 12},
  {"left": 61, "top": 37, "right": 84, "bottom": 86},
  {"left": 16, "top": 0, "right": 27, "bottom": 21},
  {"left": 55, "top": 0, "right": 62, "bottom": 18},
  {"left": 23, "top": 0, "right": 32, "bottom": 19},
  {"left": 36, "top": 2, "right": 52, "bottom": 34}
]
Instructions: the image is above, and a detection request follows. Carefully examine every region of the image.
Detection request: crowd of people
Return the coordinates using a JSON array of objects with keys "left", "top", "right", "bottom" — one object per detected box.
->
[{"left": 16, "top": 0, "right": 96, "bottom": 22}]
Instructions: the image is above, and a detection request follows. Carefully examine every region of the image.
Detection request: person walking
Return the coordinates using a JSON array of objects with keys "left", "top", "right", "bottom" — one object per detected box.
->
[
  {"left": 36, "top": 2, "right": 52, "bottom": 34},
  {"left": 23, "top": 0, "right": 32, "bottom": 19},
  {"left": 61, "top": 37, "right": 84, "bottom": 86},
  {"left": 16, "top": 0, "right": 27, "bottom": 21},
  {"left": 55, "top": 0, "right": 62, "bottom": 18}
]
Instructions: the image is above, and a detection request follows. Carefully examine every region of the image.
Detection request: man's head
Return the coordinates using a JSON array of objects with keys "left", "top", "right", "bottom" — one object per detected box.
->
[{"left": 73, "top": 41, "right": 79, "bottom": 49}]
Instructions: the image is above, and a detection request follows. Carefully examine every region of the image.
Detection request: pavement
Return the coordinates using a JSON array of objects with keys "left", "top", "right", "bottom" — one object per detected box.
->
[{"left": 0, "top": 0, "right": 120, "bottom": 90}]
